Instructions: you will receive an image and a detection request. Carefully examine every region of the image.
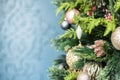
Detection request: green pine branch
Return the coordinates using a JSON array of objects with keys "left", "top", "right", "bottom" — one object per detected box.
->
[
  {"left": 72, "top": 46, "right": 108, "bottom": 62},
  {"left": 59, "top": 28, "right": 77, "bottom": 39},
  {"left": 51, "top": 37, "right": 79, "bottom": 51},
  {"left": 97, "top": 51, "right": 120, "bottom": 80},
  {"left": 114, "top": 0, "right": 120, "bottom": 12},
  {"left": 48, "top": 66, "right": 68, "bottom": 80},
  {"left": 74, "top": 16, "right": 116, "bottom": 36},
  {"left": 53, "top": 54, "right": 69, "bottom": 69},
  {"left": 55, "top": 0, "right": 92, "bottom": 16},
  {"left": 64, "top": 71, "right": 78, "bottom": 80}
]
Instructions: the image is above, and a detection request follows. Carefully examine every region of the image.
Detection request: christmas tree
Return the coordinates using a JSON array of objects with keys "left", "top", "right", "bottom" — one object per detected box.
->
[{"left": 49, "top": 0, "right": 120, "bottom": 80}]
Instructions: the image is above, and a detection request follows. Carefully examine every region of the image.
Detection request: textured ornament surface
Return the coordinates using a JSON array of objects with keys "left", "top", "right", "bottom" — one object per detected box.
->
[
  {"left": 66, "top": 49, "right": 79, "bottom": 69},
  {"left": 83, "top": 62, "right": 102, "bottom": 79},
  {"left": 111, "top": 27, "right": 120, "bottom": 50}
]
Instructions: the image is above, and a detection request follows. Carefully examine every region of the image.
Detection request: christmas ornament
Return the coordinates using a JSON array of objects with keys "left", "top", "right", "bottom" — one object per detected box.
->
[
  {"left": 61, "top": 20, "right": 71, "bottom": 30},
  {"left": 66, "top": 49, "right": 79, "bottom": 69},
  {"left": 66, "top": 45, "right": 81, "bottom": 69},
  {"left": 83, "top": 62, "right": 102, "bottom": 80},
  {"left": 77, "top": 72, "right": 91, "bottom": 80},
  {"left": 111, "top": 27, "right": 120, "bottom": 50},
  {"left": 65, "top": 8, "right": 79, "bottom": 24},
  {"left": 76, "top": 25, "right": 82, "bottom": 40}
]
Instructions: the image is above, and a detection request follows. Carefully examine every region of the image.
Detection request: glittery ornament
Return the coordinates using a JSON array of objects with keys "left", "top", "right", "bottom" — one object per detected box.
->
[
  {"left": 66, "top": 45, "right": 81, "bottom": 69},
  {"left": 83, "top": 62, "right": 102, "bottom": 80},
  {"left": 76, "top": 25, "right": 82, "bottom": 40},
  {"left": 66, "top": 49, "right": 79, "bottom": 69},
  {"left": 111, "top": 27, "right": 120, "bottom": 50},
  {"left": 65, "top": 9, "right": 79, "bottom": 24}
]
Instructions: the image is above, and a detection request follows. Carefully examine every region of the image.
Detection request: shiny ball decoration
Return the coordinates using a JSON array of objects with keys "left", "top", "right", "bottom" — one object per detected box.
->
[
  {"left": 77, "top": 72, "right": 91, "bottom": 80},
  {"left": 66, "top": 45, "right": 81, "bottom": 69},
  {"left": 83, "top": 62, "right": 102, "bottom": 80},
  {"left": 65, "top": 8, "right": 79, "bottom": 24},
  {"left": 61, "top": 20, "right": 71, "bottom": 30},
  {"left": 66, "top": 49, "right": 79, "bottom": 69},
  {"left": 111, "top": 27, "right": 120, "bottom": 50}
]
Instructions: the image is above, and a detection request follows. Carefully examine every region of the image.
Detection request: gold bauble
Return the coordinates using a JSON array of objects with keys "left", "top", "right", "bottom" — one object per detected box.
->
[
  {"left": 77, "top": 72, "right": 91, "bottom": 80},
  {"left": 66, "top": 49, "right": 79, "bottom": 69},
  {"left": 83, "top": 62, "right": 102, "bottom": 80},
  {"left": 66, "top": 45, "right": 81, "bottom": 69},
  {"left": 111, "top": 27, "right": 120, "bottom": 50}
]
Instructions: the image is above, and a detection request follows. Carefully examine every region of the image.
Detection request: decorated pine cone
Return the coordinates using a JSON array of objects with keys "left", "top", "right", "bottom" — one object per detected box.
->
[
  {"left": 66, "top": 45, "right": 81, "bottom": 69},
  {"left": 83, "top": 62, "right": 102, "bottom": 80},
  {"left": 111, "top": 27, "right": 120, "bottom": 50}
]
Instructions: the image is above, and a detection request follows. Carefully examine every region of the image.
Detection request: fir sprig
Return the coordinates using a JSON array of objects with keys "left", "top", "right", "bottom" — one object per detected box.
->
[
  {"left": 53, "top": 54, "right": 69, "bottom": 69},
  {"left": 56, "top": 2, "right": 75, "bottom": 16},
  {"left": 51, "top": 37, "right": 79, "bottom": 51},
  {"left": 97, "top": 51, "right": 120, "bottom": 80},
  {"left": 114, "top": 0, "right": 120, "bottom": 12},
  {"left": 64, "top": 71, "right": 79, "bottom": 80},
  {"left": 73, "top": 46, "right": 107, "bottom": 62},
  {"left": 48, "top": 66, "right": 68, "bottom": 80},
  {"left": 59, "top": 28, "right": 77, "bottom": 39},
  {"left": 74, "top": 16, "right": 116, "bottom": 36},
  {"left": 55, "top": 0, "right": 92, "bottom": 16}
]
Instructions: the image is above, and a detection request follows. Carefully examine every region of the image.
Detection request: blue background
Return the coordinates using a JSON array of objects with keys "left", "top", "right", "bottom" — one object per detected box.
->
[{"left": 0, "top": 0, "right": 62, "bottom": 80}]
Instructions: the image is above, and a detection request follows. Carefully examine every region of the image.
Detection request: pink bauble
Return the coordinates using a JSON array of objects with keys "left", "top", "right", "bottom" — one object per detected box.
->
[
  {"left": 65, "top": 9, "right": 79, "bottom": 24},
  {"left": 77, "top": 72, "right": 90, "bottom": 80}
]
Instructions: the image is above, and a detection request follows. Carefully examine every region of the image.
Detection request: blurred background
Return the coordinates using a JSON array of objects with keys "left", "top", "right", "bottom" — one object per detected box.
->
[{"left": 0, "top": 0, "right": 62, "bottom": 80}]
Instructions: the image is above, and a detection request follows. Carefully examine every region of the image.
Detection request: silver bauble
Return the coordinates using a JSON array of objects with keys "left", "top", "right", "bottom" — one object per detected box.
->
[
  {"left": 111, "top": 27, "right": 120, "bottom": 50},
  {"left": 61, "top": 20, "right": 71, "bottom": 30}
]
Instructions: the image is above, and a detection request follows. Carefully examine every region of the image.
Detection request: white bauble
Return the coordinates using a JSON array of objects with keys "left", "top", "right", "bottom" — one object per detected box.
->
[{"left": 111, "top": 27, "right": 120, "bottom": 50}]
